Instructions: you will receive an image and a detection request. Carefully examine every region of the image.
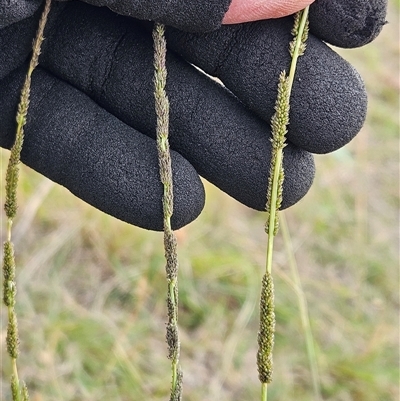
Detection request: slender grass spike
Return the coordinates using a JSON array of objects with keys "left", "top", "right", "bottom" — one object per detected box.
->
[
  {"left": 258, "top": 7, "right": 310, "bottom": 401},
  {"left": 153, "top": 22, "right": 183, "bottom": 401},
  {"left": 2, "top": 1, "right": 52, "bottom": 399}
]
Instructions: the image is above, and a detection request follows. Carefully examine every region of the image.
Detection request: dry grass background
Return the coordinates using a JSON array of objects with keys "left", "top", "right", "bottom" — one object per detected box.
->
[{"left": 1, "top": 3, "right": 399, "bottom": 400}]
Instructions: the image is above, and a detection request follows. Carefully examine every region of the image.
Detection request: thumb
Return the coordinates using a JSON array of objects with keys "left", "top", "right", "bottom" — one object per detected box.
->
[{"left": 223, "top": 0, "right": 315, "bottom": 24}]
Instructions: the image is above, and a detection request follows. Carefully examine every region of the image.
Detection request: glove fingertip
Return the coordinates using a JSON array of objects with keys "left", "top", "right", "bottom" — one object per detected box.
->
[
  {"left": 86, "top": 153, "right": 206, "bottom": 232},
  {"left": 290, "top": 40, "right": 368, "bottom": 154},
  {"left": 309, "top": 0, "right": 388, "bottom": 48}
]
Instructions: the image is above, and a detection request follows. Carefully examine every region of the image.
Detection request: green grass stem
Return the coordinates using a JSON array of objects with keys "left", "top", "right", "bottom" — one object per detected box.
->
[
  {"left": 281, "top": 213, "right": 322, "bottom": 400},
  {"left": 153, "top": 22, "right": 183, "bottom": 400},
  {"left": 259, "top": 7, "right": 310, "bottom": 401},
  {"left": 265, "top": 149, "right": 283, "bottom": 275}
]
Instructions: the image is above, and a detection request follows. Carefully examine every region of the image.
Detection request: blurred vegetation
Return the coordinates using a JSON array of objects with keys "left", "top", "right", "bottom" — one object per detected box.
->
[{"left": 1, "top": 3, "right": 399, "bottom": 401}]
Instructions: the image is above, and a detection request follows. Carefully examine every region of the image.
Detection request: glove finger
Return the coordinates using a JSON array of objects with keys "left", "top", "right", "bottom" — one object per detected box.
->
[
  {"left": 309, "top": 0, "right": 388, "bottom": 48},
  {"left": 57, "top": 0, "right": 231, "bottom": 32},
  {"left": 0, "top": 7, "right": 43, "bottom": 80},
  {"left": 164, "top": 19, "right": 368, "bottom": 154},
  {"left": 0, "top": 0, "right": 42, "bottom": 28},
  {"left": 0, "top": 65, "right": 205, "bottom": 231},
  {"left": 39, "top": 3, "right": 316, "bottom": 212}
]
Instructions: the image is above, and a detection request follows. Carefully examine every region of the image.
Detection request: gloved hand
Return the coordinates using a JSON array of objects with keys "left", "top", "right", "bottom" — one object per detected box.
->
[
  {"left": 0, "top": 0, "right": 388, "bottom": 231},
  {"left": 1, "top": 0, "right": 313, "bottom": 32}
]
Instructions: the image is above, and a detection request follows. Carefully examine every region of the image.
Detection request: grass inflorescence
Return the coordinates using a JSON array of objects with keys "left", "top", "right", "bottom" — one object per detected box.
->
[
  {"left": 2, "top": 1, "right": 52, "bottom": 400},
  {"left": 258, "top": 8, "right": 310, "bottom": 401},
  {"left": 153, "top": 22, "right": 183, "bottom": 400}
]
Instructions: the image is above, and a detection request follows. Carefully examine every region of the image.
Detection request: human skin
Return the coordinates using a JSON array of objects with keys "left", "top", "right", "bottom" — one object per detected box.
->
[{"left": 223, "top": 0, "right": 315, "bottom": 24}]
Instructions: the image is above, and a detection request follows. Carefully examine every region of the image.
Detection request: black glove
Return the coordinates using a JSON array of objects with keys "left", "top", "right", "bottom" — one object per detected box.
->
[{"left": 0, "top": 1, "right": 388, "bottom": 231}]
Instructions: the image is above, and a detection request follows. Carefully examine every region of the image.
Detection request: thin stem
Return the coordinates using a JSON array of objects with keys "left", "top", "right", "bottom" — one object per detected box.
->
[
  {"left": 287, "top": 9, "right": 310, "bottom": 93},
  {"left": 12, "top": 359, "right": 20, "bottom": 386},
  {"left": 280, "top": 213, "right": 322, "bottom": 400},
  {"left": 153, "top": 22, "right": 182, "bottom": 400},
  {"left": 262, "top": 382, "right": 268, "bottom": 401},
  {"left": 265, "top": 150, "right": 283, "bottom": 274},
  {"left": 7, "top": 220, "right": 12, "bottom": 242}
]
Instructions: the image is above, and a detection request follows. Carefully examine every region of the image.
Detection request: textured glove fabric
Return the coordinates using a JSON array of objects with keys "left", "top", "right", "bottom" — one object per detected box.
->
[
  {"left": 0, "top": 0, "right": 42, "bottom": 28},
  {"left": 57, "top": 0, "right": 232, "bottom": 32},
  {"left": 309, "top": 0, "right": 388, "bottom": 48},
  {"left": 0, "top": 65, "right": 205, "bottom": 231},
  {"left": 0, "top": 9, "right": 44, "bottom": 80},
  {"left": 164, "top": 20, "right": 368, "bottom": 154},
  {"left": 0, "top": 0, "right": 388, "bottom": 230},
  {"left": 0, "top": 0, "right": 232, "bottom": 32}
]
